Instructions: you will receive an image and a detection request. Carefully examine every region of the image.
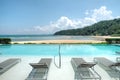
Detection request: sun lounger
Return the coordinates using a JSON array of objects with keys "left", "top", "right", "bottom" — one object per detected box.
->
[
  {"left": 26, "top": 58, "right": 52, "bottom": 80},
  {"left": 0, "top": 58, "right": 21, "bottom": 75},
  {"left": 94, "top": 57, "right": 120, "bottom": 79},
  {"left": 94, "top": 57, "right": 120, "bottom": 70},
  {"left": 71, "top": 58, "right": 101, "bottom": 80}
]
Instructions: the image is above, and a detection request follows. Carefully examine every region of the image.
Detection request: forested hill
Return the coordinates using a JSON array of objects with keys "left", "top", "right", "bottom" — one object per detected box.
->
[{"left": 54, "top": 18, "right": 120, "bottom": 36}]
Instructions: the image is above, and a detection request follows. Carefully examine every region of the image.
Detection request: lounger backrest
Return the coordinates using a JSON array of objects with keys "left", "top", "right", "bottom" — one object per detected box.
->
[
  {"left": 71, "top": 58, "right": 96, "bottom": 68},
  {"left": 95, "top": 57, "right": 115, "bottom": 67},
  {"left": 30, "top": 58, "right": 52, "bottom": 69},
  {"left": 39, "top": 58, "right": 52, "bottom": 68},
  {"left": 0, "top": 59, "right": 20, "bottom": 68},
  {"left": 71, "top": 58, "right": 86, "bottom": 68}
]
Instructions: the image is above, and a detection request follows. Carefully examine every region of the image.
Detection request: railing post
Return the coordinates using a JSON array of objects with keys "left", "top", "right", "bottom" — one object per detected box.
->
[{"left": 54, "top": 44, "right": 61, "bottom": 69}]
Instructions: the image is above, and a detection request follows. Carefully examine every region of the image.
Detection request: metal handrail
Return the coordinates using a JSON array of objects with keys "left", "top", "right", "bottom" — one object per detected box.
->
[
  {"left": 116, "top": 57, "right": 120, "bottom": 62},
  {"left": 54, "top": 44, "right": 61, "bottom": 69}
]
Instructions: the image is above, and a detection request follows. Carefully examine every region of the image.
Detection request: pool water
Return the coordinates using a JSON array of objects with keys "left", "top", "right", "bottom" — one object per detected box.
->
[{"left": 0, "top": 44, "right": 120, "bottom": 56}]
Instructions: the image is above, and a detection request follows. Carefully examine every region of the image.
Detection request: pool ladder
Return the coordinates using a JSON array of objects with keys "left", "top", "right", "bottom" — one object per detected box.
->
[{"left": 54, "top": 45, "right": 61, "bottom": 69}]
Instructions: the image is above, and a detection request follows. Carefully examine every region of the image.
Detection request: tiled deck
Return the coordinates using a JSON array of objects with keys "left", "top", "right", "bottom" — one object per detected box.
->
[{"left": 0, "top": 56, "right": 119, "bottom": 80}]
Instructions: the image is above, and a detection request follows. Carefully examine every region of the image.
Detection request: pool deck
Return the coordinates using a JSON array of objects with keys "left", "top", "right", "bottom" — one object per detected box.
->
[{"left": 0, "top": 56, "right": 119, "bottom": 80}]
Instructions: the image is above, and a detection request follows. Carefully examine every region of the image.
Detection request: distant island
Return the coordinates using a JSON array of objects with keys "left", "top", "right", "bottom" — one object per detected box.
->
[{"left": 54, "top": 18, "right": 120, "bottom": 36}]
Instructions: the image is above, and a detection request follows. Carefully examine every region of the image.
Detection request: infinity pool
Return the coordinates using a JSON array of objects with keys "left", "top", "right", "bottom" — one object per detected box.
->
[{"left": 0, "top": 44, "right": 120, "bottom": 56}]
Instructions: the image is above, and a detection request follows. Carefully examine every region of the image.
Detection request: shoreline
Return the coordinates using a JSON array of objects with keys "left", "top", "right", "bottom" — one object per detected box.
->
[
  {"left": 9, "top": 36, "right": 120, "bottom": 44},
  {"left": 11, "top": 40, "right": 106, "bottom": 44}
]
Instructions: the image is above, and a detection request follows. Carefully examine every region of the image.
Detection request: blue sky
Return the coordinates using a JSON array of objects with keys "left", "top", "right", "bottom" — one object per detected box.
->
[{"left": 0, "top": 0, "right": 120, "bottom": 34}]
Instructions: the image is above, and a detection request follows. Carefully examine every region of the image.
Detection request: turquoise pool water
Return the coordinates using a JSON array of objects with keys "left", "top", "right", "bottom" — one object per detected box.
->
[{"left": 0, "top": 44, "right": 120, "bottom": 56}]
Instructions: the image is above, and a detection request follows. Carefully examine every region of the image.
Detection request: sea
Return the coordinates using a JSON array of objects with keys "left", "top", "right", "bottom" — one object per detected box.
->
[{"left": 0, "top": 35, "right": 100, "bottom": 41}]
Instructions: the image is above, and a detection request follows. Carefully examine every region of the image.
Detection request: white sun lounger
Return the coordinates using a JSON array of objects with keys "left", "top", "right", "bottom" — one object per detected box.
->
[
  {"left": 71, "top": 58, "right": 101, "bottom": 80},
  {"left": 26, "top": 58, "right": 52, "bottom": 80},
  {"left": 94, "top": 57, "right": 120, "bottom": 80},
  {"left": 0, "top": 58, "right": 21, "bottom": 75}
]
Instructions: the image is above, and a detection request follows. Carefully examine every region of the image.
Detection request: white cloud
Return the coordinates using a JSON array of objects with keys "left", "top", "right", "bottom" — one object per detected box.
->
[
  {"left": 25, "top": 6, "right": 116, "bottom": 34},
  {"left": 116, "top": 16, "right": 120, "bottom": 18},
  {"left": 91, "top": 6, "right": 113, "bottom": 21},
  {"left": 85, "top": 10, "right": 89, "bottom": 15},
  {"left": 84, "top": 6, "right": 113, "bottom": 23}
]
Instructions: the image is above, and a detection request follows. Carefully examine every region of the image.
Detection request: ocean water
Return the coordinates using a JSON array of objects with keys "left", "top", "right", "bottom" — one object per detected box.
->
[
  {"left": 0, "top": 44, "right": 120, "bottom": 56},
  {"left": 0, "top": 35, "right": 99, "bottom": 41}
]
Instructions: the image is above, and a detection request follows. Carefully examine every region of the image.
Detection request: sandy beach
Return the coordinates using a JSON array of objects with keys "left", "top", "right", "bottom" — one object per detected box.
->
[
  {"left": 11, "top": 36, "right": 120, "bottom": 44},
  {"left": 11, "top": 40, "right": 106, "bottom": 44},
  {"left": 0, "top": 56, "right": 119, "bottom": 80}
]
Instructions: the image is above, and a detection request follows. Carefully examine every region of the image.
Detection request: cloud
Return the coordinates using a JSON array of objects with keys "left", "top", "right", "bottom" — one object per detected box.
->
[
  {"left": 33, "top": 16, "right": 81, "bottom": 34},
  {"left": 25, "top": 6, "right": 116, "bottom": 34},
  {"left": 82, "top": 6, "right": 113, "bottom": 26},
  {"left": 91, "top": 6, "right": 113, "bottom": 21}
]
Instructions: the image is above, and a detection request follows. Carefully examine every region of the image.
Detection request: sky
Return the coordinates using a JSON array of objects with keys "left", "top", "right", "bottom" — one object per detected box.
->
[{"left": 0, "top": 0, "right": 120, "bottom": 35}]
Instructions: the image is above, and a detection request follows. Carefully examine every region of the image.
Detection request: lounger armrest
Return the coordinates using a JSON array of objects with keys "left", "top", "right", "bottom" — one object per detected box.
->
[
  {"left": 30, "top": 63, "right": 48, "bottom": 68},
  {"left": 116, "top": 57, "right": 120, "bottom": 62},
  {"left": 79, "top": 62, "right": 96, "bottom": 68},
  {"left": 0, "top": 67, "right": 3, "bottom": 69},
  {"left": 110, "top": 62, "right": 120, "bottom": 66},
  {"left": 0, "top": 66, "right": 3, "bottom": 69}
]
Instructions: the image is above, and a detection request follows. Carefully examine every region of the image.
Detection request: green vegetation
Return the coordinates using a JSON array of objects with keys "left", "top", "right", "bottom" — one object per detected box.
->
[
  {"left": 105, "top": 38, "right": 120, "bottom": 44},
  {"left": 54, "top": 18, "right": 120, "bottom": 36},
  {"left": 0, "top": 38, "right": 11, "bottom": 44}
]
